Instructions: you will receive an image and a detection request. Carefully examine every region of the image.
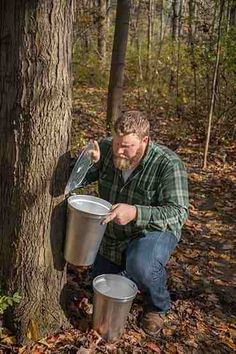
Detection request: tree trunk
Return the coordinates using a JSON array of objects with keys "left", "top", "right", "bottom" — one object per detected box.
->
[
  {"left": 157, "top": 0, "right": 168, "bottom": 58},
  {"left": 147, "top": 0, "right": 153, "bottom": 76},
  {"left": 188, "top": 0, "right": 197, "bottom": 115},
  {"left": 159, "top": 0, "right": 164, "bottom": 42},
  {"left": 176, "top": 0, "right": 183, "bottom": 117},
  {"left": 203, "top": 0, "right": 225, "bottom": 169},
  {"left": 106, "top": 0, "right": 131, "bottom": 128},
  {"left": 230, "top": 0, "right": 236, "bottom": 27},
  {"left": 171, "top": 0, "right": 179, "bottom": 40},
  {"left": 0, "top": 0, "right": 73, "bottom": 342},
  {"left": 169, "top": 0, "right": 179, "bottom": 90},
  {"left": 98, "top": 0, "right": 107, "bottom": 60},
  {"left": 106, "top": 0, "right": 112, "bottom": 28},
  {"left": 132, "top": 1, "right": 143, "bottom": 81}
]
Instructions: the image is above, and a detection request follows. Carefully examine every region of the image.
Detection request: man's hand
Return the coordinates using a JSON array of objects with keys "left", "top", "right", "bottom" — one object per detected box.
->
[
  {"left": 102, "top": 203, "right": 137, "bottom": 225},
  {"left": 87, "top": 140, "right": 100, "bottom": 163},
  {"left": 77, "top": 141, "right": 100, "bottom": 163}
]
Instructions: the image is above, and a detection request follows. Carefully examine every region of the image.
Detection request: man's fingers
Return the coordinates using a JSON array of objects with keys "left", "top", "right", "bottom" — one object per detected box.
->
[
  {"left": 93, "top": 140, "right": 100, "bottom": 152},
  {"left": 89, "top": 140, "right": 100, "bottom": 163},
  {"left": 102, "top": 212, "right": 117, "bottom": 224},
  {"left": 102, "top": 204, "right": 122, "bottom": 224},
  {"left": 110, "top": 204, "right": 119, "bottom": 211}
]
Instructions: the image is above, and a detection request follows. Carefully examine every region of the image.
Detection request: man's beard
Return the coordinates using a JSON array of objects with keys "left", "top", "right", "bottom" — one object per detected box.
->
[{"left": 113, "top": 146, "right": 144, "bottom": 171}]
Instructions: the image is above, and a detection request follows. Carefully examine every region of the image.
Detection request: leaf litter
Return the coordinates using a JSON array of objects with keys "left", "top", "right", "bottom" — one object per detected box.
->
[{"left": 1, "top": 87, "right": 235, "bottom": 353}]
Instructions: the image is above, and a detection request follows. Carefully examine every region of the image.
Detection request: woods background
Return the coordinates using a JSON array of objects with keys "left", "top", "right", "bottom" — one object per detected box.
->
[
  {"left": 73, "top": 0, "right": 236, "bottom": 149},
  {"left": 0, "top": 0, "right": 235, "bottom": 352}
]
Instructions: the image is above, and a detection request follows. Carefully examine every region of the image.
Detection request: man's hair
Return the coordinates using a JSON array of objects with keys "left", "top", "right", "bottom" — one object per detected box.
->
[{"left": 113, "top": 110, "right": 150, "bottom": 139}]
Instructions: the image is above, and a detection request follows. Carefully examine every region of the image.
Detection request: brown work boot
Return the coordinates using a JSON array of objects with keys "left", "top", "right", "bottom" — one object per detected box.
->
[{"left": 141, "top": 311, "right": 164, "bottom": 336}]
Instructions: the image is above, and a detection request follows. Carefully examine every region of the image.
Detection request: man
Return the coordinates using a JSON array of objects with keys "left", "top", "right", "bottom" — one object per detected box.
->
[{"left": 82, "top": 110, "right": 189, "bottom": 335}]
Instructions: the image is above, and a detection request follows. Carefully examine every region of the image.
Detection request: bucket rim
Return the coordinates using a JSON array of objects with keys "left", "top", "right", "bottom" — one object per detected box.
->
[
  {"left": 93, "top": 274, "right": 138, "bottom": 301},
  {"left": 68, "top": 194, "right": 112, "bottom": 217}
]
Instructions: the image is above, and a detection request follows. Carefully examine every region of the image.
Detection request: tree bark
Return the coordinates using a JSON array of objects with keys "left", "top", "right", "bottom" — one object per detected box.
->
[
  {"left": 0, "top": 0, "right": 73, "bottom": 342},
  {"left": 106, "top": 0, "right": 131, "bottom": 128},
  {"left": 97, "top": 0, "right": 107, "bottom": 60}
]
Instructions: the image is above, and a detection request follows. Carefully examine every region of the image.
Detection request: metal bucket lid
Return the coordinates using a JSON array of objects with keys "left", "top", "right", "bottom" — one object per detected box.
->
[
  {"left": 93, "top": 274, "right": 138, "bottom": 301},
  {"left": 68, "top": 195, "right": 111, "bottom": 216},
  {"left": 65, "top": 142, "right": 94, "bottom": 195}
]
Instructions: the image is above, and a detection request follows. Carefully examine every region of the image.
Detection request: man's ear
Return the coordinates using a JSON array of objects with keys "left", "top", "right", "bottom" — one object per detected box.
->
[{"left": 143, "top": 136, "right": 149, "bottom": 144}]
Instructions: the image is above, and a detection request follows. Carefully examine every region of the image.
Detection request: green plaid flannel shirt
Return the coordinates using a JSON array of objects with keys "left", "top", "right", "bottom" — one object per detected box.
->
[{"left": 83, "top": 138, "right": 189, "bottom": 265}]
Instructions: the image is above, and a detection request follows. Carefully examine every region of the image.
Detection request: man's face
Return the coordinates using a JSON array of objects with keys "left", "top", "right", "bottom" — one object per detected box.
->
[{"left": 112, "top": 133, "right": 148, "bottom": 170}]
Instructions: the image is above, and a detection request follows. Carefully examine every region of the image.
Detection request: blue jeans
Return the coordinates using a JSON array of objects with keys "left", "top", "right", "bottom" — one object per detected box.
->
[{"left": 92, "top": 231, "right": 178, "bottom": 313}]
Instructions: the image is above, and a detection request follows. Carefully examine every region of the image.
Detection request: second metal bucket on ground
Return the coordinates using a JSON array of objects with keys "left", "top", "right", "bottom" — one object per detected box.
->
[
  {"left": 93, "top": 274, "right": 138, "bottom": 341},
  {"left": 64, "top": 195, "right": 111, "bottom": 266}
]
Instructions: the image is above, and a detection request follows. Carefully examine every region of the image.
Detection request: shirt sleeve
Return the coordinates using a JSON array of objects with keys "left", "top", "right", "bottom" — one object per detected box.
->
[{"left": 134, "top": 159, "right": 189, "bottom": 235}]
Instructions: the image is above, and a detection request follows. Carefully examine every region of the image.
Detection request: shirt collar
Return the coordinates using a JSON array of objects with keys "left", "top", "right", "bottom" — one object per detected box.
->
[{"left": 138, "top": 139, "right": 153, "bottom": 168}]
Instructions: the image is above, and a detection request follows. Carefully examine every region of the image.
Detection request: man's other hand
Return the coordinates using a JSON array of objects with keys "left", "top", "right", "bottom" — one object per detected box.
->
[{"left": 102, "top": 203, "right": 137, "bottom": 225}]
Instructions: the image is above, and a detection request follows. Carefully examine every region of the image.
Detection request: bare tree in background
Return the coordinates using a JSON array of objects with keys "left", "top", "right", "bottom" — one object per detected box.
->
[
  {"left": 204, "top": 0, "right": 225, "bottom": 168},
  {"left": 147, "top": 0, "right": 153, "bottom": 76},
  {"left": 106, "top": 0, "right": 131, "bottom": 127},
  {"left": 188, "top": 0, "right": 197, "bottom": 115},
  {"left": 98, "top": 0, "right": 107, "bottom": 60}
]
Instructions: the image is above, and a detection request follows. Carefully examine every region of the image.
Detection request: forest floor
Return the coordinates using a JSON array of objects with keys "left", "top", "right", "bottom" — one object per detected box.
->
[{"left": 1, "top": 87, "right": 236, "bottom": 353}]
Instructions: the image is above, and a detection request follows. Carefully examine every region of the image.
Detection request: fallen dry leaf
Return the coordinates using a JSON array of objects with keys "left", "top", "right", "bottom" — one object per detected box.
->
[
  {"left": 144, "top": 342, "right": 161, "bottom": 353},
  {"left": 0, "top": 334, "right": 16, "bottom": 345},
  {"left": 77, "top": 348, "right": 93, "bottom": 354}
]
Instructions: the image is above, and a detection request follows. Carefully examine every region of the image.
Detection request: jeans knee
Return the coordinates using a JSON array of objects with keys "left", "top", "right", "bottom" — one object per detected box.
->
[{"left": 127, "top": 256, "right": 163, "bottom": 288}]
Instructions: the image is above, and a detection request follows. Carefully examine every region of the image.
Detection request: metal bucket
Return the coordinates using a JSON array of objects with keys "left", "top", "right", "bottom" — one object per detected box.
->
[
  {"left": 64, "top": 195, "right": 111, "bottom": 266},
  {"left": 92, "top": 274, "right": 138, "bottom": 341}
]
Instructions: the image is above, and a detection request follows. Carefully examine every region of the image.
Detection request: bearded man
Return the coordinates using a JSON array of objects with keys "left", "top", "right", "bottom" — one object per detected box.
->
[{"left": 82, "top": 110, "right": 189, "bottom": 335}]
